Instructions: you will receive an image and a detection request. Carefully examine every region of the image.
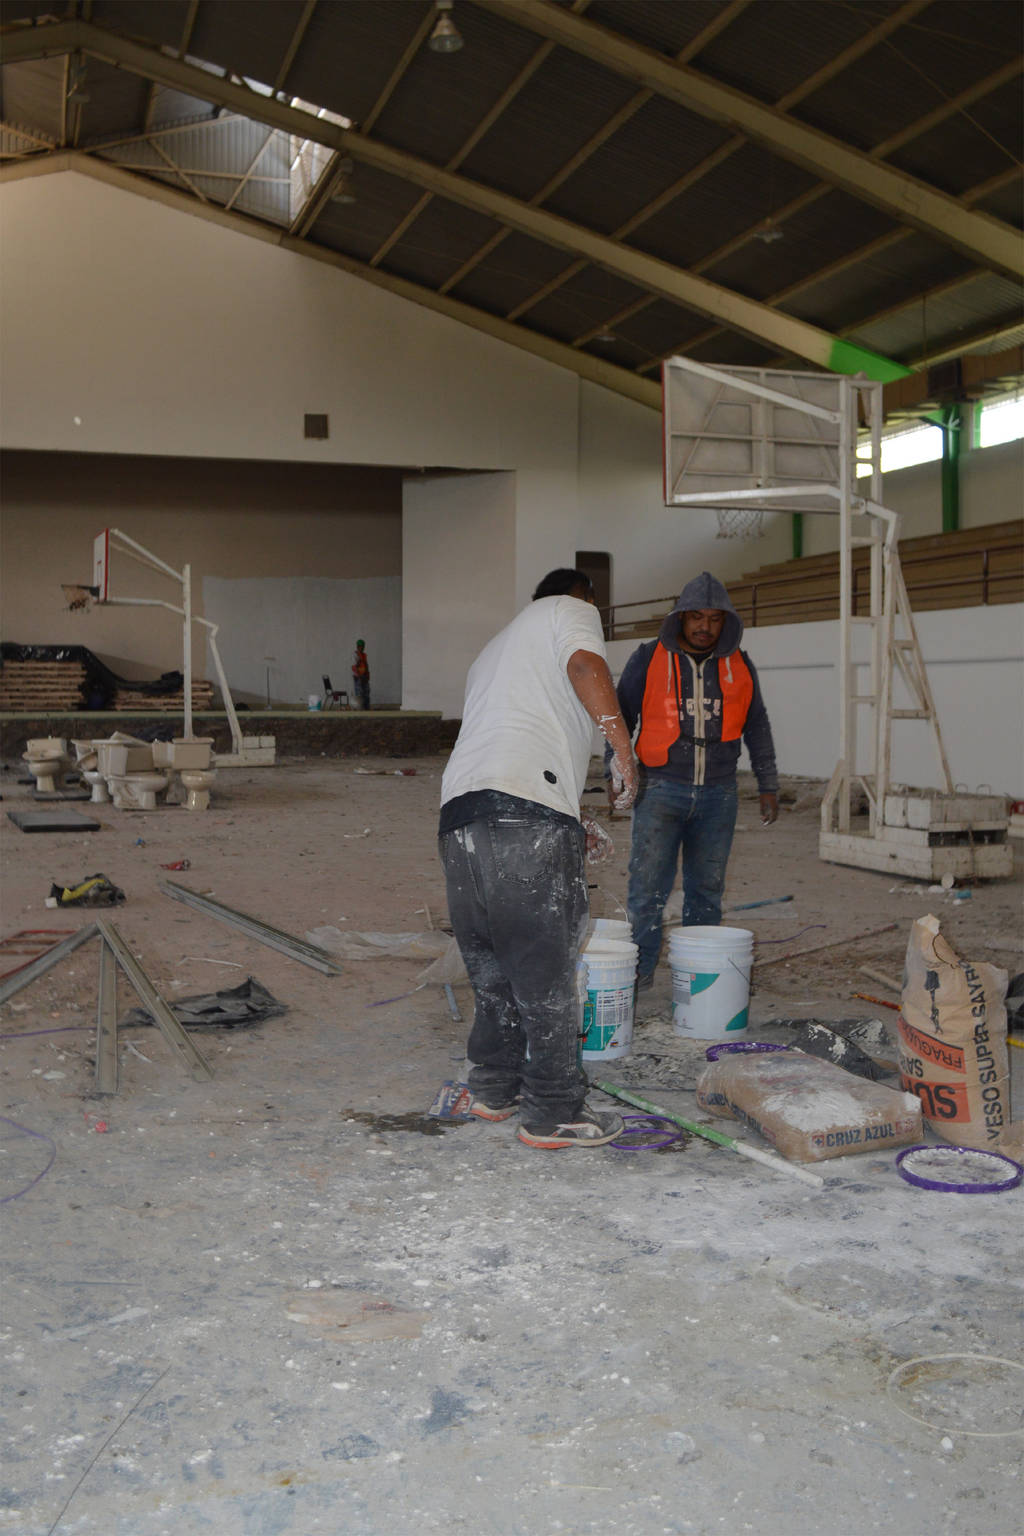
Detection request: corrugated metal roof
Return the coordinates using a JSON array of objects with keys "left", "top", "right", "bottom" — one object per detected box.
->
[{"left": 0, "top": 0, "right": 1020, "bottom": 401}]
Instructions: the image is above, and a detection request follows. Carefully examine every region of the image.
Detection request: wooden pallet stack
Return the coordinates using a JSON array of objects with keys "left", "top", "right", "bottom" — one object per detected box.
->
[
  {"left": 0, "top": 659, "right": 87, "bottom": 711},
  {"left": 111, "top": 680, "right": 215, "bottom": 712}
]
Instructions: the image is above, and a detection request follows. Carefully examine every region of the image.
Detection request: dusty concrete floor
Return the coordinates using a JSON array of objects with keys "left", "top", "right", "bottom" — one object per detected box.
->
[{"left": 1, "top": 756, "right": 1022, "bottom": 1536}]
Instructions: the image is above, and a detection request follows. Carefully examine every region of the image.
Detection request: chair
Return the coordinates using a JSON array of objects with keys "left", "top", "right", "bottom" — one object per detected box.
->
[{"left": 321, "top": 675, "right": 349, "bottom": 710}]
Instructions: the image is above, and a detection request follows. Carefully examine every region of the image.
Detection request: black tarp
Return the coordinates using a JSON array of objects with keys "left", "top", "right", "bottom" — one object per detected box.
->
[{"left": 2, "top": 643, "right": 189, "bottom": 709}]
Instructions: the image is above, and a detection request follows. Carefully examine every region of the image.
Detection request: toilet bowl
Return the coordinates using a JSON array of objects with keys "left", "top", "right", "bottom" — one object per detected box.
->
[
  {"left": 179, "top": 768, "right": 215, "bottom": 811},
  {"left": 107, "top": 770, "right": 170, "bottom": 811},
  {"left": 23, "top": 737, "right": 71, "bottom": 794},
  {"left": 81, "top": 767, "right": 111, "bottom": 804}
]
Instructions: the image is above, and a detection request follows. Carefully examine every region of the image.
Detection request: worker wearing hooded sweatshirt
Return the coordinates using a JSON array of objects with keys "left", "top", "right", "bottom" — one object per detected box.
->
[{"left": 607, "top": 572, "right": 778, "bottom": 988}]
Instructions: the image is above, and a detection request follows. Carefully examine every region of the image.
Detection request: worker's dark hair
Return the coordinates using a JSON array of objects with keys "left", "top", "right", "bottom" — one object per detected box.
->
[{"left": 532, "top": 568, "right": 594, "bottom": 601}]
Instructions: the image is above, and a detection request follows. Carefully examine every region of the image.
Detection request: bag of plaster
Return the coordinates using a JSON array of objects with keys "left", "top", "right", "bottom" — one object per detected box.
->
[
  {"left": 898, "top": 915, "right": 1023, "bottom": 1154},
  {"left": 695, "top": 1048, "right": 921, "bottom": 1163}
]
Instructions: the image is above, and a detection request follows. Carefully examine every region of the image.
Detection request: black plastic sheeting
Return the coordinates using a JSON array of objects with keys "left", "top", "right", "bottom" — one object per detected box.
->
[
  {"left": 119, "top": 976, "right": 288, "bottom": 1031},
  {"left": 2, "top": 643, "right": 188, "bottom": 709}
]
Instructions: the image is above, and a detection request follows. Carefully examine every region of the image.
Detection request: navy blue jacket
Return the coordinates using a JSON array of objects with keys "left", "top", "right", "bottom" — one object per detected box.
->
[{"left": 610, "top": 572, "right": 778, "bottom": 794}]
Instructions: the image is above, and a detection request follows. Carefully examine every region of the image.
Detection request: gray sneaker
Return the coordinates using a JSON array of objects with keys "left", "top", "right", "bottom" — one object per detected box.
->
[{"left": 517, "top": 1108, "right": 624, "bottom": 1149}]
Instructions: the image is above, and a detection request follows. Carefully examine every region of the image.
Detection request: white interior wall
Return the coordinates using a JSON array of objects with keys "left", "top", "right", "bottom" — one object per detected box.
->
[
  {"left": 608, "top": 602, "right": 1024, "bottom": 795},
  {"left": 2, "top": 170, "right": 1019, "bottom": 751},
  {"left": 402, "top": 472, "right": 516, "bottom": 719},
  {"left": 203, "top": 574, "right": 401, "bottom": 709},
  {"left": 0, "top": 170, "right": 583, "bottom": 696}
]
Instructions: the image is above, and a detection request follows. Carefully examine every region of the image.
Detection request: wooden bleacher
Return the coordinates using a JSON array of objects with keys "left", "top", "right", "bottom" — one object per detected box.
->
[{"left": 606, "top": 519, "right": 1023, "bottom": 639}]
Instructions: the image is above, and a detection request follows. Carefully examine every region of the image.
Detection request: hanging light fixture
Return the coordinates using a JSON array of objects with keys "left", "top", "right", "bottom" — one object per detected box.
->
[{"left": 428, "top": 0, "right": 464, "bottom": 54}]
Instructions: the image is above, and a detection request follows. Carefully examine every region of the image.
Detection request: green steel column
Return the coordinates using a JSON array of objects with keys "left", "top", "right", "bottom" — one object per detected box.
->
[
  {"left": 792, "top": 512, "right": 803, "bottom": 560},
  {"left": 940, "top": 403, "right": 963, "bottom": 533}
]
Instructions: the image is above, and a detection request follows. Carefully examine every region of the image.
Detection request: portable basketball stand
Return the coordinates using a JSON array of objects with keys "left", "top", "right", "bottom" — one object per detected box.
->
[
  {"left": 662, "top": 358, "right": 1011, "bottom": 882},
  {"left": 86, "top": 528, "right": 275, "bottom": 768}
]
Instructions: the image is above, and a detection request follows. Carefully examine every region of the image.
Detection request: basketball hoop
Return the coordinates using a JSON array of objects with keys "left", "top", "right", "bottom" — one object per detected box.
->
[
  {"left": 62, "top": 583, "right": 98, "bottom": 612},
  {"left": 715, "top": 506, "right": 765, "bottom": 541}
]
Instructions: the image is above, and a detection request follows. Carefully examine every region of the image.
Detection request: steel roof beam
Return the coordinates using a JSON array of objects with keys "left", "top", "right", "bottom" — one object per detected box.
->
[
  {"left": 434, "top": 0, "right": 751, "bottom": 294},
  {"left": 0, "top": 18, "right": 910, "bottom": 374},
  {"left": 653, "top": 164, "right": 1021, "bottom": 373},
  {"left": 475, "top": 0, "right": 1023, "bottom": 280},
  {"left": 0, "top": 151, "right": 663, "bottom": 411},
  {"left": 504, "top": 0, "right": 932, "bottom": 323}
]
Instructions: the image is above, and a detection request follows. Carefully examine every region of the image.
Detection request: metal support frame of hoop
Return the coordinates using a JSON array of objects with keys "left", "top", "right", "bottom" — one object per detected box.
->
[{"left": 661, "top": 357, "right": 954, "bottom": 850}]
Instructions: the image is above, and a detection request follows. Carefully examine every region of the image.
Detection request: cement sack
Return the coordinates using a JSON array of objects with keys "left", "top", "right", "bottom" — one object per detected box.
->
[
  {"left": 695, "top": 1049, "right": 921, "bottom": 1163},
  {"left": 898, "top": 915, "right": 1023, "bottom": 1154}
]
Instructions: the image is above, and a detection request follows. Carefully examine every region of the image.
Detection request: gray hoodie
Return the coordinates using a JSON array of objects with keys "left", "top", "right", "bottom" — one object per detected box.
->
[{"left": 613, "top": 572, "right": 778, "bottom": 792}]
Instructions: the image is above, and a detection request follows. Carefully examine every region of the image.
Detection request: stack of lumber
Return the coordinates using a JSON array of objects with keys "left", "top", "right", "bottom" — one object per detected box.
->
[
  {"left": 111, "top": 680, "right": 215, "bottom": 712},
  {"left": 0, "top": 659, "right": 87, "bottom": 711}
]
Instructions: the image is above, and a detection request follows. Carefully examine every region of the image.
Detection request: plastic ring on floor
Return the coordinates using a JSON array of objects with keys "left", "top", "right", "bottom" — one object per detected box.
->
[{"left": 610, "top": 1114, "right": 686, "bottom": 1150}]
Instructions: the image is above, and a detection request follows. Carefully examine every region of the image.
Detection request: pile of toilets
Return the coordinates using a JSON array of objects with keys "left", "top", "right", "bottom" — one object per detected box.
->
[{"left": 23, "top": 732, "right": 217, "bottom": 812}]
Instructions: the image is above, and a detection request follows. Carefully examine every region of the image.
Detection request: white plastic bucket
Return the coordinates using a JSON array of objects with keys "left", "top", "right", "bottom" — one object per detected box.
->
[
  {"left": 307, "top": 694, "right": 322, "bottom": 711},
  {"left": 581, "top": 937, "right": 637, "bottom": 1060},
  {"left": 588, "top": 917, "right": 633, "bottom": 943},
  {"left": 668, "top": 925, "right": 753, "bottom": 1041},
  {"left": 575, "top": 958, "right": 589, "bottom": 1068}
]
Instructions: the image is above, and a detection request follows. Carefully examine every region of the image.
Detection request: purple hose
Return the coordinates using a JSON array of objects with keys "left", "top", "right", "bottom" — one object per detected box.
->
[{"left": 1, "top": 1115, "right": 57, "bottom": 1204}]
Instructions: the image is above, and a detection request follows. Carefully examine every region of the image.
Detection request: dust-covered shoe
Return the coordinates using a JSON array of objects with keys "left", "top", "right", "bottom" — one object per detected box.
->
[
  {"left": 517, "top": 1109, "right": 624, "bottom": 1149},
  {"left": 469, "top": 1097, "right": 519, "bottom": 1122}
]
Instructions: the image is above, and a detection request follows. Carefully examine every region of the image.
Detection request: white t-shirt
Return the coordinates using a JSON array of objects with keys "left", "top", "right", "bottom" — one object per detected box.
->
[{"left": 440, "top": 595, "right": 607, "bottom": 821}]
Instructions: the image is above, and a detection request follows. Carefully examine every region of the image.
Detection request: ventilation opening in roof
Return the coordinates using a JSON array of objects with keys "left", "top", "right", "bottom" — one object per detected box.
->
[{"left": 304, "top": 414, "right": 329, "bottom": 440}]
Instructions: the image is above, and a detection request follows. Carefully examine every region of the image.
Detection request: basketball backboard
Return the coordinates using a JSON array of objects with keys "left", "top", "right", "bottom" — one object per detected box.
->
[
  {"left": 92, "top": 529, "right": 109, "bottom": 602},
  {"left": 662, "top": 358, "right": 869, "bottom": 516}
]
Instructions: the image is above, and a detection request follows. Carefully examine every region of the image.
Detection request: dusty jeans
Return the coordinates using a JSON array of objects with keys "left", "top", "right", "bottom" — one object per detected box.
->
[
  {"left": 439, "top": 812, "right": 588, "bottom": 1131},
  {"left": 627, "top": 776, "right": 738, "bottom": 981}
]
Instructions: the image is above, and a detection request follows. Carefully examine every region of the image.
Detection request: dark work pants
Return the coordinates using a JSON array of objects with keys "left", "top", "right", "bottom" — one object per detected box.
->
[
  {"left": 439, "top": 812, "right": 589, "bottom": 1131},
  {"left": 628, "top": 776, "right": 738, "bottom": 981}
]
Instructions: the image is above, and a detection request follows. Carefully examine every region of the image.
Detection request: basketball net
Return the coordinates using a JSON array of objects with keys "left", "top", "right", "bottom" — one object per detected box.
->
[
  {"left": 62, "top": 584, "right": 97, "bottom": 612},
  {"left": 715, "top": 506, "right": 765, "bottom": 540}
]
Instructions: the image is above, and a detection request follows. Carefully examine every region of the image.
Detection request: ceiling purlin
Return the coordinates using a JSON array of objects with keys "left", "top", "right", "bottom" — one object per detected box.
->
[
  {"left": 473, "top": 0, "right": 1021, "bottom": 279},
  {"left": 0, "top": 18, "right": 894, "bottom": 371},
  {"left": 430, "top": 0, "right": 749, "bottom": 297},
  {"left": 141, "top": 0, "right": 198, "bottom": 136},
  {"left": 502, "top": 0, "right": 935, "bottom": 325},
  {"left": 368, "top": 15, "right": 566, "bottom": 269},
  {"left": 630, "top": 73, "right": 1023, "bottom": 374},
  {"left": 294, "top": 6, "right": 435, "bottom": 242}
]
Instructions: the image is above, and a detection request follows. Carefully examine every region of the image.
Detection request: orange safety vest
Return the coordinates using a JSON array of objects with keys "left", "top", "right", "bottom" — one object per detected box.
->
[{"left": 636, "top": 643, "right": 754, "bottom": 767}]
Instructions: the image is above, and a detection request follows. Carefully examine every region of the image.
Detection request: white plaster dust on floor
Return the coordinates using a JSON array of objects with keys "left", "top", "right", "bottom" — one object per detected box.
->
[{"left": 0, "top": 756, "right": 1021, "bottom": 1535}]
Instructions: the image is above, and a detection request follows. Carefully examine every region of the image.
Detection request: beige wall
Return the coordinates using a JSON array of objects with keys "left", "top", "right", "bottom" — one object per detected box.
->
[
  {"left": 0, "top": 450, "right": 401, "bottom": 700},
  {"left": 402, "top": 471, "right": 516, "bottom": 719}
]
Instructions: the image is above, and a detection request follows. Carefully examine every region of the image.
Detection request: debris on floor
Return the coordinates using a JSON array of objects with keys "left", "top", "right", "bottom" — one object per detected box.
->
[
  {"left": 45, "top": 872, "right": 125, "bottom": 908},
  {"left": 7, "top": 807, "right": 101, "bottom": 833},
  {"left": 695, "top": 1046, "right": 922, "bottom": 1161},
  {"left": 118, "top": 975, "right": 287, "bottom": 1031}
]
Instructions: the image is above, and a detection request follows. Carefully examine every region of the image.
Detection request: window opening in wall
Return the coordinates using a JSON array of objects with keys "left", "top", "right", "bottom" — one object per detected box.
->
[
  {"left": 576, "top": 550, "right": 611, "bottom": 638},
  {"left": 856, "top": 423, "right": 943, "bottom": 478},
  {"left": 978, "top": 392, "right": 1024, "bottom": 448}
]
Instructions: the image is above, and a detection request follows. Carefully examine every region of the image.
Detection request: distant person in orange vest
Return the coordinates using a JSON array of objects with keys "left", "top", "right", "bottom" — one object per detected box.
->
[
  {"left": 351, "top": 639, "right": 370, "bottom": 710},
  {"left": 607, "top": 572, "right": 778, "bottom": 989}
]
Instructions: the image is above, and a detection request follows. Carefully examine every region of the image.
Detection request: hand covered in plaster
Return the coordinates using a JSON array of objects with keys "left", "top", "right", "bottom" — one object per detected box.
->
[
  {"left": 608, "top": 752, "right": 638, "bottom": 812},
  {"left": 760, "top": 793, "right": 778, "bottom": 826},
  {"left": 581, "top": 813, "right": 614, "bottom": 865}
]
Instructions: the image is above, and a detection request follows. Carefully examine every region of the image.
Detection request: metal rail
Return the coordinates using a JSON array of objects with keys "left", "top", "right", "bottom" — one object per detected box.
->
[
  {"left": 604, "top": 533, "right": 1022, "bottom": 638},
  {"left": 160, "top": 882, "right": 344, "bottom": 975},
  {"left": 0, "top": 924, "right": 99, "bottom": 1005},
  {"left": 96, "top": 919, "right": 213, "bottom": 1081}
]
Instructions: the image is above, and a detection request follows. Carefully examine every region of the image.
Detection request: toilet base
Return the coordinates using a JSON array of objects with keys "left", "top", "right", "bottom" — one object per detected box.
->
[
  {"left": 180, "top": 769, "right": 215, "bottom": 811},
  {"left": 107, "top": 772, "right": 170, "bottom": 811}
]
